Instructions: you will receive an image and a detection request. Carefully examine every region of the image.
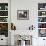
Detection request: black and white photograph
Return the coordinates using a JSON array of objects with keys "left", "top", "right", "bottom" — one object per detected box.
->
[{"left": 17, "top": 10, "right": 29, "bottom": 20}]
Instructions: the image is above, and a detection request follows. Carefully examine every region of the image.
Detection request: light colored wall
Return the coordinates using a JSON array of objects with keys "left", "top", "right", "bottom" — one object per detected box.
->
[
  {"left": 11, "top": 0, "right": 46, "bottom": 30},
  {"left": 11, "top": 0, "right": 38, "bottom": 30},
  {"left": 11, "top": 0, "right": 46, "bottom": 46}
]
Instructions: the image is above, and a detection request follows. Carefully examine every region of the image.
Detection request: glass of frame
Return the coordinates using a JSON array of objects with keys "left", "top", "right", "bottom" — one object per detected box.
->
[{"left": 17, "top": 10, "right": 29, "bottom": 20}]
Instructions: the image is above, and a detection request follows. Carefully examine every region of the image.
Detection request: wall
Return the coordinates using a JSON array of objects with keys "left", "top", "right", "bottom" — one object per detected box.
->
[
  {"left": 11, "top": 0, "right": 46, "bottom": 30},
  {"left": 11, "top": 0, "right": 38, "bottom": 30},
  {"left": 11, "top": 0, "right": 46, "bottom": 46}
]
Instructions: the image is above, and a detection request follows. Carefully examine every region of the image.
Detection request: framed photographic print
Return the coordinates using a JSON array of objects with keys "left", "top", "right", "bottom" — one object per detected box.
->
[{"left": 17, "top": 10, "right": 29, "bottom": 20}]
